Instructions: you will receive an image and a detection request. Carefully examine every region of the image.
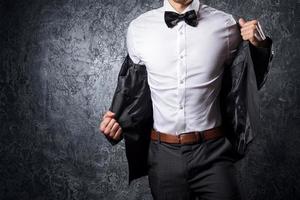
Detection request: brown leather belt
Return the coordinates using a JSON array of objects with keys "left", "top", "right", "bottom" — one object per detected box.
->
[{"left": 150, "top": 126, "right": 224, "bottom": 144}]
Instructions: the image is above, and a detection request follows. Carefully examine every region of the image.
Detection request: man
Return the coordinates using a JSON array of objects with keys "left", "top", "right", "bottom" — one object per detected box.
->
[{"left": 99, "top": 0, "right": 272, "bottom": 199}]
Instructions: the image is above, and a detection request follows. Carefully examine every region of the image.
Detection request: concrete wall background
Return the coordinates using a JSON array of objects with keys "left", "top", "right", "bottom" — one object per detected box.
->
[{"left": 0, "top": 0, "right": 299, "bottom": 199}]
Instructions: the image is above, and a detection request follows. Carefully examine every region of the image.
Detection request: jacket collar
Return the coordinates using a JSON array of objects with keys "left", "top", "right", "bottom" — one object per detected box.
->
[{"left": 163, "top": 0, "right": 200, "bottom": 14}]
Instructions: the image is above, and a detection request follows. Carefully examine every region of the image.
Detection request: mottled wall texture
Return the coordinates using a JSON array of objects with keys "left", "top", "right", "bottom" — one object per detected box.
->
[{"left": 0, "top": 0, "right": 299, "bottom": 199}]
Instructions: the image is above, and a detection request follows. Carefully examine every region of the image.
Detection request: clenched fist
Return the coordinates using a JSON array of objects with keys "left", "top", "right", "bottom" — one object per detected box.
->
[
  {"left": 99, "top": 111, "right": 123, "bottom": 141},
  {"left": 239, "top": 18, "right": 269, "bottom": 48}
]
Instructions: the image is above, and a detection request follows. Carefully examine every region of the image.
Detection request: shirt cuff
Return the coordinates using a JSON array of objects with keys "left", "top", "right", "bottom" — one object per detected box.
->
[{"left": 254, "top": 21, "right": 266, "bottom": 41}]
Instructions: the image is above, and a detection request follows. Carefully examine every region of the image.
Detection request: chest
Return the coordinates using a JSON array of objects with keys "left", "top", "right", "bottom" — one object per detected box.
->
[{"left": 137, "top": 21, "right": 229, "bottom": 79}]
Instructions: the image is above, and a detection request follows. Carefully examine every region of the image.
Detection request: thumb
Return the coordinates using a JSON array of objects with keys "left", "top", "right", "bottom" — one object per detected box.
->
[
  {"left": 238, "top": 18, "right": 246, "bottom": 27},
  {"left": 104, "top": 110, "right": 115, "bottom": 118}
]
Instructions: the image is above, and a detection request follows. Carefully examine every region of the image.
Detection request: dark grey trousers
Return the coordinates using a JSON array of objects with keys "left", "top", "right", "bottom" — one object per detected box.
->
[{"left": 147, "top": 135, "right": 242, "bottom": 200}]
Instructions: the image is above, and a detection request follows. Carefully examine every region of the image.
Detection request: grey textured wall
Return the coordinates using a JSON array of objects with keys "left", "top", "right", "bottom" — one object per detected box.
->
[{"left": 0, "top": 0, "right": 299, "bottom": 199}]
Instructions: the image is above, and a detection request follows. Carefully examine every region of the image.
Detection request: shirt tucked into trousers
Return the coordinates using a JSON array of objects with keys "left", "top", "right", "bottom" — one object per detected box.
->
[{"left": 125, "top": 0, "right": 261, "bottom": 199}]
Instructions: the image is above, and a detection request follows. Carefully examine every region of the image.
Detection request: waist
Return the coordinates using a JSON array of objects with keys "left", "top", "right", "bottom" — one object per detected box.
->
[
  {"left": 151, "top": 125, "right": 224, "bottom": 145},
  {"left": 150, "top": 91, "right": 222, "bottom": 133}
]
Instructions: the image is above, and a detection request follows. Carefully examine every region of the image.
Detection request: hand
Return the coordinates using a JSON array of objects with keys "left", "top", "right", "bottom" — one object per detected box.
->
[
  {"left": 238, "top": 18, "right": 268, "bottom": 48},
  {"left": 99, "top": 111, "right": 123, "bottom": 140}
]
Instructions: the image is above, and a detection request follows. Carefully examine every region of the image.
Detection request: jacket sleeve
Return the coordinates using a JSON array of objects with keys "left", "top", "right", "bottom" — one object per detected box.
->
[
  {"left": 103, "top": 54, "right": 150, "bottom": 146},
  {"left": 102, "top": 55, "right": 130, "bottom": 146},
  {"left": 230, "top": 14, "right": 274, "bottom": 90},
  {"left": 248, "top": 36, "right": 274, "bottom": 90}
]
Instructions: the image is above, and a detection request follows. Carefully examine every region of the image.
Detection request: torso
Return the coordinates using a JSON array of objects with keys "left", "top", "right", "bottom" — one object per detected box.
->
[{"left": 129, "top": 3, "right": 241, "bottom": 134}]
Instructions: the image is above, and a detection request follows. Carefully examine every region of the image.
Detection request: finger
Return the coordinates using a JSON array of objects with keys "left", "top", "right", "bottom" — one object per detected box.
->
[
  {"left": 109, "top": 122, "right": 118, "bottom": 138},
  {"left": 241, "top": 31, "right": 251, "bottom": 40},
  {"left": 241, "top": 29, "right": 254, "bottom": 37},
  {"left": 104, "top": 118, "right": 116, "bottom": 135},
  {"left": 99, "top": 117, "right": 112, "bottom": 133},
  {"left": 238, "top": 18, "right": 246, "bottom": 27},
  {"left": 103, "top": 111, "right": 115, "bottom": 119},
  {"left": 103, "top": 112, "right": 115, "bottom": 120},
  {"left": 241, "top": 28, "right": 256, "bottom": 38},
  {"left": 107, "top": 110, "right": 115, "bottom": 117},
  {"left": 241, "top": 32, "right": 256, "bottom": 41},
  {"left": 241, "top": 34, "right": 249, "bottom": 41},
  {"left": 241, "top": 27, "right": 256, "bottom": 37},
  {"left": 242, "top": 20, "right": 258, "bottom": 27},
  {"left": 240, "top": 24, "right": 256, "bottom": 33},
  {"left": 110, "top": 122, "right": 120, "bottom": 135},
  {"left": 241, "top": 32, "right": 251, "bottom": 40},
  {"left": 243, "top": 30, "right": 255, "bottom": 38},
  {"left": 102, "top": 118, "right": 114, "bottom": 134},
  {"left": 113, "top": 127, "right": 123, "bottom": 140}
]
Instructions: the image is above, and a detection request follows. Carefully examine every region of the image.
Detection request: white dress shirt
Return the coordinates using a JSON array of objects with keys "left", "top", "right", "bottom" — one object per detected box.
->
[{"left": 126, "top": 0, "right": 263, "bottom": 135}]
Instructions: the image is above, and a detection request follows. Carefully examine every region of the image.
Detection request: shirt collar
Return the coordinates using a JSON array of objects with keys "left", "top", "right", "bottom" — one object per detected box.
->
[{"left": 163, "top": 0, "right": 200, "bottom": 14}]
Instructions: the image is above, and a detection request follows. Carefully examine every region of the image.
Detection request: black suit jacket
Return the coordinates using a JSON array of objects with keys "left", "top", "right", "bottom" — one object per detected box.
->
[{"left": 103, "top": 35, "right": 273, "bottom": 185}]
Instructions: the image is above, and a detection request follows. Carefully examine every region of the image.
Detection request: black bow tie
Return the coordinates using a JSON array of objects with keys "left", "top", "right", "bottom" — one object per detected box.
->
[{"left": 164, "top": 10, "right": 198, "bottom": 28}]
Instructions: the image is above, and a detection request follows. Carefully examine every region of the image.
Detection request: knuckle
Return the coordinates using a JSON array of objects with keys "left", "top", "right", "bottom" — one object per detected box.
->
[
  {"left": 109, "top": 131, "right": 115, "bottom": 138},
  {"left": 104, "top": 128, "right": 110, "bottom": 134},
  {"left": 100, "top": 125, "right": 106, "bottom": 132},
  {"left": 112, "top": 125, "right": 118, "bottom": 132},
  {"left": 107, "top": 119, "right": 113, "bottom": 126},
  {"left": 103, "top": 118, "right": 110, "bottom": 124},
  {"left": 101, "top": 123, "right": 108, "bottom": 130}
]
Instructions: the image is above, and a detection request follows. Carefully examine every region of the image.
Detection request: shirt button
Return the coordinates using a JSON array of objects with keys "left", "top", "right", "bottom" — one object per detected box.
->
[
  {"left": 180, "top": 31, "right": 183, "bottom": 35},
  {"left": 180, "top": 80, "right": 184, "bottom": 84},
  {"left": 179, "top": 105, "right": 183, "bottom": 109},
  {"left": 180, "top": 55, "right": 183, "bottom": 59}
]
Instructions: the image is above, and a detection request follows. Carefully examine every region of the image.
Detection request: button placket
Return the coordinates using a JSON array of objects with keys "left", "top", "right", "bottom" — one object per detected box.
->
[{"left": 175, "top": 22, "right": 186, "bottom": 134}]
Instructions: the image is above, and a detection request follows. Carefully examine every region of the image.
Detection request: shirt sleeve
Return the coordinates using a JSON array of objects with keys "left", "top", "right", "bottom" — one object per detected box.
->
[
  {"left": 126, "top": 21, "right": 145, "bottom": 65},
  {"left": 224, "top": 15, "right": 243, "bottom": 66}
]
